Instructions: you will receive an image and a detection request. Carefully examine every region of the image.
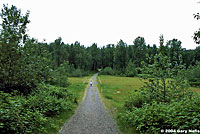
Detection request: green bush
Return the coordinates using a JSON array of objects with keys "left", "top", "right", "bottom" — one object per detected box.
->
[
  {"left": 100, "top": 67, "right": 114, "bottom": 75},
  {"left": 27, "top": 85, "right": 74, "bottom": 117},
  {"left": 0, "top": 91, "right": 47, "bottom": 134},
  {"left": 185, "top": 62, "right": 200, "bottom": 86},
  {"left": 0, "top": 84, "right": 75, "bottom": 134},
  {"left": 136, "top": 74, "right": 152, "bottom": 78},
  {"left": 190, "top": 81, "right": 200, "bottom": 87},
  {"left": 124, "top": 90, "right": 150, "bottom": 110},
  {"left": 125, "top": 60, "right": 137, "bottom": 77},
  {"left": 118, "top": 95, "right": 200, "bottom": 134}
]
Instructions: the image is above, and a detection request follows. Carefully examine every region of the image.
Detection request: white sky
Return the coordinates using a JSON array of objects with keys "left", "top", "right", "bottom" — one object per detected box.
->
[{"left": 0, "top": 0, "right": 200, "bottom": 49}]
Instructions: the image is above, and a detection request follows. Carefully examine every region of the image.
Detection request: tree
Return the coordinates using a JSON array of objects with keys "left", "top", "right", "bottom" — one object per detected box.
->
[
  {"left": 158, "top": 34, "right": 168, "bottom": 55},
  {"left": 49, "top": 37, "right": 67, "bottom": 69},
  {"left": 141, "top": 37, "right": 187, "bottom": 102},
  {"left": 22, "top": 39, "right": 51, "bottom": 84},
  {"left": 89, "top": 43, "right": 100, "bottom": 71},
  {"left": 102, "top": 44, "right": 114, "bottom": 69},
  {"left": 114, "top": 40, "right": 128, "bottom": 73},
  {"left": 193, "top": 13, "right": 200, "bottom": 44},
  {"left": 166, "top": 39, "right": 183, "bottom": 68},
  {"left": 0, "top": 4, "right": 31, "bottom": 93},
  {"left": 142, "top": 52, "right": 188, "bottom": 102},
  {"left": 0, "top": 4, "right": 30, "bottom": 44},
  {"left": 182, "top": 49, "right": 196, "bottom": 68},
  {"left": 133, "top": 37, "right": 147, "bottom": 67}
]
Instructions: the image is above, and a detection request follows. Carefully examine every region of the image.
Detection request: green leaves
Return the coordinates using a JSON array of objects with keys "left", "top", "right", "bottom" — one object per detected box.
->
[
  {"left": 0, "top": 85, "right": 75, "bottom": 134},
  {"left": 118, "top": 98, "right": 200, "bottom": 133},
  {"left": 0, "top": 4, "right": 30, "bottom": 44},
  {"left": 125, "top": 60, "right": 137, "bottom": 77}
]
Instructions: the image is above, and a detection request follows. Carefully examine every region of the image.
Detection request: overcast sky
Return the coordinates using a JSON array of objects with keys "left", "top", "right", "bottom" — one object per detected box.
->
[{"left": 0, "top": 0, "right": 200, "bottom": 49}]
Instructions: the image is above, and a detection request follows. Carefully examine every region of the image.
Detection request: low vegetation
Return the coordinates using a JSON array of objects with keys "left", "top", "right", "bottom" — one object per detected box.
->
[
  {"left": 0, "top": 76, "right": 89, "bottom": 134},
  {"left": 0, "top": 84, "right": 74, "bottom": 134}
]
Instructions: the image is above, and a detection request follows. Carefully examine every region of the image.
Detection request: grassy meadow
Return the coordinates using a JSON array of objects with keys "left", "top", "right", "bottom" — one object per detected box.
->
[
  {"left": 97, "top": 75, "right": 145, "bottom": 114},
  {"left": 46, "top": 76, "right": 91, "bottom": 134},
  {"left": 97, "top": 75, "right": 200, "bottom": 112}
]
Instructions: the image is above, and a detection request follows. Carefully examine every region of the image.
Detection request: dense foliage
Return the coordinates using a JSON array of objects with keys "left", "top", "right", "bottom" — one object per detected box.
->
[
  {"left": 118, "top": 96, "right": 200, "bottom": 133},
  {"left": 0, "top": 5, "right": 74, "bottom": 133},
  {"left": 0, "top": 84, "right": 75, "bottom": 134}
]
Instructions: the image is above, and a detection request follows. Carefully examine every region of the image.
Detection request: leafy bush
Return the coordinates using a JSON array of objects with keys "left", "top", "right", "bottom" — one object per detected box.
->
[
  {"left": 27, "top": 84, "right": 74, "bottom": 117},
  {"left": 118, "top": 95, "right": 200, "bottom": 133},
  {"left": 100, "top": 67, "right": 114, "bottom": 75},
  {"left": 185, "top": 62, "right": 200, "bottom": 86},
  {"left": 124, "top": 90, "right": 150, "bottom": 110},
  {"left": 136, "top": 74, "right": 152, "bottom": 78},
  {"left": 0, "top": 91, "right": 47, "bottom": 134},
  {"left": 190, "top": 81, "right": 200, "bottom": 87},
  {"left": 125, "top": 60, "right": 137, "bottom": 77},
  {"left": 0, "top": 84, "right": 75, "bottom": 134}
]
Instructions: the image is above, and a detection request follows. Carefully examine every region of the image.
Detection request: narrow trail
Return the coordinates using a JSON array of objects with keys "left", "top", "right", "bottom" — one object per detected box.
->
[{"left": 59, "top": 74, "right": 120, "bottom": 134}]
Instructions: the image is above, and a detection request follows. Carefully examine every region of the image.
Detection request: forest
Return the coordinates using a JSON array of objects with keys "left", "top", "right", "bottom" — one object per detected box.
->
[{"left": 0, "top": 4, "right": 200, "bottom": 134}]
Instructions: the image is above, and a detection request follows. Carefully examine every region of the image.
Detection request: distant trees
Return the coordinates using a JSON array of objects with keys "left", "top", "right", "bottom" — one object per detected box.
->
[
  {"left": 100, "top": 44, "right": 114, "bottom": 69},
  {"left": 114, "top": 40, "right": 128, "bottom": 73}
]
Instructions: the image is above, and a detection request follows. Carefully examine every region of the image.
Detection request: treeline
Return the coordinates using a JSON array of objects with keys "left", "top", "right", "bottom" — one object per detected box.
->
[{"left": 40, "top": 35, "right": 200, "bottom": 76}]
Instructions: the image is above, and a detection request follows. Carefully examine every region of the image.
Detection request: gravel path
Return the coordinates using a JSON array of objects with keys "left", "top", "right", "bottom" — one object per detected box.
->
[{"left": 59, "top": 74, "right": 120, "bottom": 134}]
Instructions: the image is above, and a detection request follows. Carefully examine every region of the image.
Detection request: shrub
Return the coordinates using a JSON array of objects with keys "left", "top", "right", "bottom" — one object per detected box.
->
[
  {"left": 125, "top": 60, "right": 137, "bottom": 77},
  {"left": 27, "top": 84, "right": 74, "bottom": 117},
  {"left": 118, "top": 95, "right": 200, "bottom": 133},
  {"left": 0, "top": 84, "right": 75, "bottom": 134},
  {"left": 190, "top": 81, "right": 200, "bottom": 87},
  {"left": 0, "top": 91, "right": 47, "bottom": 134},
  {"left": 124, "top": 90, "right": 150, "bottom": 110},
  {"left": 100, "top": 67, "right": 114, "bottom": 75},
  {"left": 136, "top": 74, "right": 152, "bottom": 78},
  {"left": 185, "top": 62, "right": 200, "bottom": 86}
]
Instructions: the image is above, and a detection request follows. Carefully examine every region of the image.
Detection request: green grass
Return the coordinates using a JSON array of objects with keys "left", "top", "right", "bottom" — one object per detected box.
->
[
  {"left": 98, "top": 75, "right": 200, "bottom": 112},
  {"left": 68, "top": 76, "right": 91, "bottom": 102},
  {"left": 46, "top": 76, "right": 91, "bottom": 134},
  {"left": 97, "top": 75, "right": 145, "bottom": 114}
]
